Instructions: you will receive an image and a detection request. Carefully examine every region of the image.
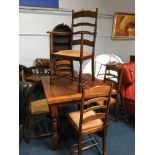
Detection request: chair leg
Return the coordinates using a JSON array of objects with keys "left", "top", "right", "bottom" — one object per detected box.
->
[
  {"left": 28, "top": 113, "right": 32, "bottom": 142},
  {"left": 102, "top": 128, "right": 107, "bottom": 155},
  {"left": 19, "top": 125, "right": 23, "bottom": 144},
  {"left": 78, "top": 134, "right": 82, "bottom": 155}
]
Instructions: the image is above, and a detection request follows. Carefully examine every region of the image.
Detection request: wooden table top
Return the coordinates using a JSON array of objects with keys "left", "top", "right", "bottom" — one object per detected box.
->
[{"left": 41, "top": 74, "right": 104, "bottom": 105}]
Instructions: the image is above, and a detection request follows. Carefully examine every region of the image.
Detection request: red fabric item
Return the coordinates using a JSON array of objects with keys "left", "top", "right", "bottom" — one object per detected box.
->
[
  {"left": 125, "top": 83, "right": 135, "bottom": 101},
  {"left": 117, "top": 62, "right": 135, "bottom": 116}
]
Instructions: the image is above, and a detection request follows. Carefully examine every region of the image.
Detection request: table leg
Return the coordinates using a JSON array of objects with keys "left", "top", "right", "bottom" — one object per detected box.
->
[{"left": 49, "top": 105, "right": 59, "bottom": 149}]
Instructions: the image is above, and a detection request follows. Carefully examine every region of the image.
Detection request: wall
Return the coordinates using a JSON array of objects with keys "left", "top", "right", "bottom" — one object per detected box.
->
[{"left": 19, "top": 0, "right": 135, "bottom": 67}]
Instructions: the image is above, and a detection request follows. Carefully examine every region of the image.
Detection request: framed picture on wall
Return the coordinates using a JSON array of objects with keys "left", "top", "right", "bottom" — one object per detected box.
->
[
  {"left": 19, "top": 0, "right": 59, "bottom": 8},
  {"left": 112, "top": 12, "right": 135, "bottom": 40}
]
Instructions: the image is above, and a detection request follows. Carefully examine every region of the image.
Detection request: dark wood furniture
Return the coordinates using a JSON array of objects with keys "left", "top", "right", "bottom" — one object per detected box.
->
[
  {"left": 103, "top": 65, "right": 123, "bottom": 121},
  {"left": 41, "top": 73, "right": 116, "bottom": 150},
  {"left": 19, "top": 64, "right": 50, "bottom": 84},
  {"left": 19, "top": 81, "right": 34, "bottom": 143},
  {"left": 130, "top": 55, "right": 135, "bottom": 62},
  {"left": 47, "top": 24, "right": 74, "bottom": 77},
  {"left": 35, "top": 58, "right": 50, "bottom": 68},
  {"left": 19, "top": 64, "right": 52, "bottom": 141},
  {"left": 28, "top": 98, "right": 51, "bottom": 141},
  {"left": 49, "top": 9, "right": 98, "bottom": 91},
  {"left": 19, "top": 64, "right": 50, "bottom": 94},
  {"left": 49, "top": 24, "right": 72, "bottom": 58},
  {"left": 67, "top": 84, "right": 112, "bottom": 155}
]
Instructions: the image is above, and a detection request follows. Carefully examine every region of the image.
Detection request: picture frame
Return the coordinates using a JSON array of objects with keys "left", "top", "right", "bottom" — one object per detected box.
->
[{"left": 112, "top": 12, "right": 135, "bottom": 40}]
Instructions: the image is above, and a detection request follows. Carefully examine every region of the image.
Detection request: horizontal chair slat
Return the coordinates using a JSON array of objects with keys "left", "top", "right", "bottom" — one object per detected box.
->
[
  {"left": 83, "top": 39, "right": 94, "bottom": 47},
  {"left": 83, "top": 113, "right": 106, "bottom": 124},
  {"left": 84, "top": 97, "right": 108, "bottom": 106},
  {"left": 83, "top": 105, "right": 107, "bottom": 113},
  {"left": 73, "top": 31, "right": 95, "bottom": 35},
  {"left": 84, "top": 85, "right": 111, "bottom": 97},
  {"left": 105, "top": 73, "right": 118, "bottom": 78},
  {"left": 105, "top": 78, "right": 117, "bottom": 85},
  {"left": 73, "top": 22, "right": 96, "bottom": 27},
  {"left": 72, "top": 39, "right": 94, "bottom": 47},
  {"left": 74, "top": 10, "right": 97, "bottom": 18}
]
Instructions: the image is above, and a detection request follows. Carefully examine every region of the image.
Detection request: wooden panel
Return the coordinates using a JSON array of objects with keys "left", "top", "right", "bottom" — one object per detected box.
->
[
  {"left": 83, "top": 104, "right": 107, "bottom": 112},
  {"left": 73, "top": 22, "right": 96, "bottom": 27},
  {"left": 82, "top": 113, "right": 106, "bottom": 123},
  {"left": 84, "top": 97, "right": 108, "bottom": 106},
  {"left": 72, "top": 39, "right": 94, "bottom": 47},
  {"left": 73, "top": 31, "right": 95, "bottom": 35},
  {"left": 73, "top": 10, "right": 97, "bottom": 18}
]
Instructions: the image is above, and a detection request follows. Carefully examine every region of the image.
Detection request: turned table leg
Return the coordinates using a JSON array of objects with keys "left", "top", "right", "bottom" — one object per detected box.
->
[{"left": 49, "top": 105, "right": 59, "bottom": 149}]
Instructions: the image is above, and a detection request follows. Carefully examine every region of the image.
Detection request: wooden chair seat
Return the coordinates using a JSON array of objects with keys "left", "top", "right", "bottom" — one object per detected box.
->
[
  {"left": 30, "top": 99, "right": 49, "bottom": 114},
  {"left": 28, "top": 98, "right": 51, "bottom": 141},
  {"left": 53, "top": 50, "right": 92, "bottom": 60},
  {"left": 68, "top": 110, "right": 103, "bottom": 133}
]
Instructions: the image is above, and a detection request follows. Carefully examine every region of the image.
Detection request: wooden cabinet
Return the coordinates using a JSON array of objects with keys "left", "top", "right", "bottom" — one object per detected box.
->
[
  {"left": 51, "top": 23, "right": 72, "bottom": 57},
  {"left": 48, "top": 23, "right": 73, "bottom": 76}
]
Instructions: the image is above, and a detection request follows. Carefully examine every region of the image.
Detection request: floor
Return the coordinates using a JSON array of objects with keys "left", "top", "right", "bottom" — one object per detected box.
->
[
  {"left": 20, "top": 115, "right": 135, "bottom": 155},
  {"left": 20, "top": 89, "right": 135, "bottom": 155}
]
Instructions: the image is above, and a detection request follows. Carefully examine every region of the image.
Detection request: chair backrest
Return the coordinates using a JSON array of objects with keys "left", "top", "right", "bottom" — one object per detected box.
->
[
  {"left": 71, "top": 8, "right": 98, "bottom": 56},
  {"left": 104, "top": 65, "right": 123, "bottom": 93},
  {"left": 19, "top": 81, "right": 34, "bottom": 126},
  {"left": 35, "top": 58, "right": 50, "bottom": 68},
  {"left": 30, "top": 66, "right": 49, "bottom": 75},
  {"left": 19, "top": 65, "right": 32, "bottom": 81},
  {"left": 19, "top": 64, "right": 49, "bottom": 80},
  {"left": 79, "top": 84, "right": 112, "bottom": 133}
]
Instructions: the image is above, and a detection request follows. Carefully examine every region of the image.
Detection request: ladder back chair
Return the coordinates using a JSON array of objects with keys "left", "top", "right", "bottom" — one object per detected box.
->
[
  {"left": 50, "top": 9, "right": 98, "bottom": 91},
  {"left": 19, "top": 64, "right": 51, "bottom": 141},
  {"left": 27, "top": 98, "right": 51, "bottom": 141},
  {"left": 67, "top": 83, "right": 112, "bottom": 155},
  {"left": 101, "top": 65, "right": 123, "bottom": 121}
]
